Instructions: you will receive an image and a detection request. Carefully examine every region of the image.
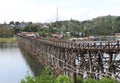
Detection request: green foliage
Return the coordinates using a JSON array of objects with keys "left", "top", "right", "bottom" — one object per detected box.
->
[
  {"left": 76, "top": 76, "right": 84, "bottom": 83},
  {"left": 20, "top": 67, "right": 54, "bottom": 83},
  {"left": 0, "top": 28, "right": 14, "bottom": 38},
  {"left": 48, "top": 27, "right": 58, "bottom": 34},
  {"left": 49, "top": 15, "right": 120, "bottom": 37},
  {"left": 55, "top": 75, "right": 72, "bottom": 83},
  {"left": 21, "top": 68, "right": 119, "bottom": 83},
  {"left": 35, "top": 66, "right": 54, "bottom": 83},
  {"left": 2, "top": 15, "right": 120, "bottom": 38},
  {"left": 84, "top": 78, "right": 98, "bottom": 83},
  {"left": 38, "top": 28, "right": 48, "bottom": 37},
  {"left": 21, "top": 73, "right": 35, "bottom": 83},
  {"left": 61, "top": 24, "right": 67, "bottom": 33},
  {"left": 99, "top": 77, "right": 118, "bottom": 83}
]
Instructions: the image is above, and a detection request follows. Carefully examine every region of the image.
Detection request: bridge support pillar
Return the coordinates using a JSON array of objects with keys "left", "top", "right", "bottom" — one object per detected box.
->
[{"left": 73, "top": 59, "right": 77, "bottom": 83}]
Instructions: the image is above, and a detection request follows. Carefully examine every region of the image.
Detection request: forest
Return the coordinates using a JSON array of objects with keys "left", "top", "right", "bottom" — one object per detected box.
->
[
  {"left": 0, "top": 15, "right": 120, "bottom": 38},
  {"left": 51, "top": 15, "right": 120, "bottom": 37}
]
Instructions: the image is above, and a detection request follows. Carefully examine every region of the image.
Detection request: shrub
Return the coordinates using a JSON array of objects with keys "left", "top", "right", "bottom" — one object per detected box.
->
[
  {"left": 76, "top": 76, "right": 84, "bottom": 83},
  {"left": 99, "top": 77, "right": 118, "bottom": 83},
  {"left": 21, "top": 67, "right": 54, "bottom": 83},
  {"left": 20, "top": 73, "right": 35, "bottom": 83},
  {"left": 55, "top": 75, "right": 72, "bottom": 83},
  {"left": 20, "top": 67, "right": 119, "bottom": 83},
  {"left": 84, "top": 78, "right": 98, "bottom": 83},
  {"left": 35, "top": 66, "right": 54, "bottom": 83}
]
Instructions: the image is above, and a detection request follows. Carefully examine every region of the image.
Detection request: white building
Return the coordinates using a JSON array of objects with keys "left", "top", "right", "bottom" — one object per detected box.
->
[
  {"left": 21, "top": 32, "right": 39, "bottom": 37},
  {"left": 115, "top": 33, "right": 120, "bottom": 41}
]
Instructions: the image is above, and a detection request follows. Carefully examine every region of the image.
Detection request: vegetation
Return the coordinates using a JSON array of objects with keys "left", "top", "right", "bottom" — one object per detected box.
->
[
  {"left": 0, "top": 37, "right": 16, "bottom": 43},
  {"left": 50, "top": 15, "right": 120, "bottom": 37},
  {"left": 55, "top": 75, "right": 72, "bottom": 83},
  {"left": 20, "top": 67, "right": 118, "bottom": 83},
  {"left": 0, "top": 28, "right": 14, "bottom": 38},
  {"left": 21, "top": 15, "right": 120, "bottom": 37},
  {"left": 1, "top": 15, "right": 120, "bottom": 38},
  {"left": 21, "top": 67, "right": 55, "bottom": 83}
]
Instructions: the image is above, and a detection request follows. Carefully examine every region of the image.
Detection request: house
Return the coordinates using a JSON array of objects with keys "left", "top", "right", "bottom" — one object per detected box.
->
[
  {"left": 115, "top": 33, "right": 120, "bottom": 41},
  {"left": 52, "top": 33, "right": 64, "bottom": 39},
  {"left": 88, "top": 36, "right": 96, "bottom": 41},
  {"left": 20, "top": 32, "right": 39, "bottom": 37},
  {"left": 42, "top": 24, "right": 49, "bottom": 28},
  {"left": 41, "top": 23, "right": 49, "bottom": 29},
  {"left": 66, "top": 32, "right": 70, "bottom": 36}
]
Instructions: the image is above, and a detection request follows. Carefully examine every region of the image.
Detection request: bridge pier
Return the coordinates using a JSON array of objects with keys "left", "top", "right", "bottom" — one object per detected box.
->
[{"left": 73, "top": 59, "right": 77, "bottom": 83}]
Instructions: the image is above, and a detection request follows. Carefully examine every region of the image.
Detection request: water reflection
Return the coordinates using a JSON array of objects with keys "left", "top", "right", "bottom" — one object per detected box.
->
[
  {"left": 0, "top": 43, "right": 34, "bottom": 83},
  {"left": 0, "top": 42, "right": 18, "bottom": 49},
  {"left": 20, "top": 49, "right": 44, "bottom": 76}
]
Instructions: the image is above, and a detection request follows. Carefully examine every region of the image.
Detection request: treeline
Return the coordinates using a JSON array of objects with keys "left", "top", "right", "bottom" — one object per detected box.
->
[
  {"left": 1, "top": 15, "right": 120, "bottom": 38},
  {"left": 21, "top": 67, "right": 118, "bottom": 83},
  {"left": 51, "top": 15, "right": 120, "bottom": 37},
  {"left": 0, "top": 28, "right": 14, "bottom": 37}
]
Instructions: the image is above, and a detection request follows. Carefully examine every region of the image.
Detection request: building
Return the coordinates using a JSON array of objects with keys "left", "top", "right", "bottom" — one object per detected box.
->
[
  {"left": 115, "top": 33, "right": 120, "bottom": 41},
  {"left": 20, "top": 32, "right": 39, "bottom": 37},
  {"left": 52, "top": 33, "right": 64, "bottom": 39}
]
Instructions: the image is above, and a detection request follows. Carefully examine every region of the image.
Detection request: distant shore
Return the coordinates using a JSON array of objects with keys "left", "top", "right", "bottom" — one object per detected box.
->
[{"left": 0, "top": 37, "right": 17, "bottom": 43}]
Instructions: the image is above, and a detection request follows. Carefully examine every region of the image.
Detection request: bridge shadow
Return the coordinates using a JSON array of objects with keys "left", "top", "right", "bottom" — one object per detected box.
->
[{"left": 19, "top": 48, "right": 44, "bottom": 77}]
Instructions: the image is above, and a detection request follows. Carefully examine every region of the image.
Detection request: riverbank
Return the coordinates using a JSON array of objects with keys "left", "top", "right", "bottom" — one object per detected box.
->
[{"left": 0, "top": 37, "right": 17, "bottom": 43}]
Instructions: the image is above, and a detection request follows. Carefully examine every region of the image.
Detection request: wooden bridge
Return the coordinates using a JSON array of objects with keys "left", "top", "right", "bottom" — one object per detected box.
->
[{"left": 17, "top": 34, "right": 120, "bottom": 83}]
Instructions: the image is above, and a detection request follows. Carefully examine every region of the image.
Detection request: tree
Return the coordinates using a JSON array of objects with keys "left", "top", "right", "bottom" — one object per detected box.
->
[
  {"left": 99, "top": 77, "right": 118, "bottom": 83},
  {"left": 82, "top": 26, "right": 90, "bottom": 36},
  {"left": 9, "top": 21, "right": 14, "bottom": 25},
  {"left": 76, "top": 76, "right": 84, "bottom": 83},
  {"left": 0, "top": 28, "right": 14, "bottom": 37},
  {"left": 35, "top": 67, "right": 54, "bottom": 83},
  {"left": 61, "top": 24, "right": 66, "bottom": 33},
  {"left": 21, "top": 67, "right": 54, "bottom": 83},
  {"left": 55, "top": 75, "right": 72, "bottom": 83},
  {"left": 15, "top": 21, "right": 20, "bottom": 26}
]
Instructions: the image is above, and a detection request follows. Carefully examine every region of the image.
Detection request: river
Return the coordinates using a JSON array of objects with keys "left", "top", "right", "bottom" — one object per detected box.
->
[{"left": 0, "top": 43, "right": 36, "bottom": 83}]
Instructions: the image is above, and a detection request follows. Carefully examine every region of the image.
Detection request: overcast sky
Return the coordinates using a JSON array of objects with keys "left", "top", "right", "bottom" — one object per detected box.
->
[{"left": 0, "top": 0, "right": 120, "bottom": 23}]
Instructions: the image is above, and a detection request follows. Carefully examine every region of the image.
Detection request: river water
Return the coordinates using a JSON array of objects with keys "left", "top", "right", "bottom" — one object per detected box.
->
[{"left": 0, "top": 43, "right": 34, "bottom": 83}]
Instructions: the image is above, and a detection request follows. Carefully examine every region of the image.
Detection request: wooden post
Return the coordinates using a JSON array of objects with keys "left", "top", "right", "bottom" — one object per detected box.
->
[
  {"left": 109, "top": 53, "right": 113, "bottom": 76},
  {"left": 73, "top": 59, "right": 77, "bottom": 83}
]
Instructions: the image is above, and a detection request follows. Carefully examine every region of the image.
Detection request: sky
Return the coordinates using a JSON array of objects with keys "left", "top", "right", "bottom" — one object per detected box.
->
[{"left": 0, "top": 0, "right": 120, "bottom": 23}]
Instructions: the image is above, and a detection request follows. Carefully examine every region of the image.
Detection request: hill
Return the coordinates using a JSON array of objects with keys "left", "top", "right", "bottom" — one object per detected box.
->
[{"left": 50, "top": 15, "right": 120, "bottom": 36}]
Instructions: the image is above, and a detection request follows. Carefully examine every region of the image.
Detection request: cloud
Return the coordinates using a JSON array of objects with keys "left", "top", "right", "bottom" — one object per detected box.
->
[{"left": 0, "top": 0, "right": 120, "bottom": 23}]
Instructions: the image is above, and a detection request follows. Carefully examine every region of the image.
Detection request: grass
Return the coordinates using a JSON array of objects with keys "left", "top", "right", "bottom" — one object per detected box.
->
[{"left": 0, "top": 37, "right": 17, "bottom": 43}]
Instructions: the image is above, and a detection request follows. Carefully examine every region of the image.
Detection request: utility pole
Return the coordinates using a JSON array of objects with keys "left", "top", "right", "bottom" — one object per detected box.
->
[
  {"left": 56, "top": 7, "right": 59, "bottom": 29},
  {"left": 56, "top": 7, "right": 58, "bottom": 22}
]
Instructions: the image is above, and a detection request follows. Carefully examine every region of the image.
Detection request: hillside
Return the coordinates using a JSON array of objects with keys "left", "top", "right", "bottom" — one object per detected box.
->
[
  {"left": 0, "top": 15, "right": 120, "bottom": 38},
  {"left": 50, "top": 15, "right": 120, "bottom": 36}
]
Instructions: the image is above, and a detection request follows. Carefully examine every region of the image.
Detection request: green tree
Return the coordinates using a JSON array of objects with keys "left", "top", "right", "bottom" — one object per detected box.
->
[
  {"left": 35, "top": 66, "right": 54, "bottom": 83},
  {"left": 21, "top": 73, "right": 35, "bottom": 83},
  {"left": 76, "top": 76, "right": 84, "bottom": 83},
  {"left": 84, "top": 78, "right": 98, "bottom": 83},
  {"left": 82, "top": 26, "right": 90, "bottom": 36},
  {"left": 61, "top": 24, "right": 66, "bottom": 33},
  {"left": 9, "top": 21, "right": 14, "bottom": 25},
  {"left": 21, "top": 67, "right": 54, "bottom": 83},
  {"left": 99, "top": 77, "right": 118, "bottom": 83},
  {"left": 0, "top": 28, "right": 14, "bottom": 37},
  {"left": 55, "top": 75, "right": 72, "bottom": 83}
]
